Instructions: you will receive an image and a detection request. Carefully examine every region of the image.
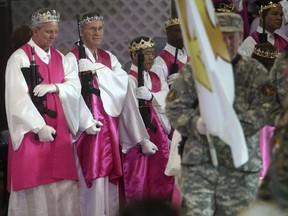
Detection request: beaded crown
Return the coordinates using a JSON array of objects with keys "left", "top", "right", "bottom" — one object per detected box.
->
[
  {"left": 164, "top": 17, "right": 180, "bottom": 28},
  {"left": 129, "top": 38, "right": 155, "bottom": 52},
  {"left": 253, "top": 47, "right": 279, "bottom": 58},
  {"left": 79, "top": 14, "right": 104, "bottom": 27},
  {"left": 259, "top": 1, "right": 282, "bottom": 13},
  {"left": 215, "top": 3, "right": 236, "bottom": 13},
  {"left": 31, "top": 9, "right": 60, "bottom": 26}
]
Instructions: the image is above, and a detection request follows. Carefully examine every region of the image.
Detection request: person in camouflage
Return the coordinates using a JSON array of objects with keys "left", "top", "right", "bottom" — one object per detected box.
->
[
  {"left": 239, "top": 99, "right": 288, "bottom": 216},
  {"left": 165, "top": 7, "right": 276, "bottom": 216}
]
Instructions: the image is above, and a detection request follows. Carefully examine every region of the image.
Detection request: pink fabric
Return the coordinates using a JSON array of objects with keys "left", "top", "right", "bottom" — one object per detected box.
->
[
  {"left": 8, "top": 44, "right": 78, "bottom": 191},
  {"left": 251, "top": 32, "right": 288, "bottom": 53},
  {"left": 122, "top": 70, "right": 174, "bottom": 203},
  {"left": 259, "top": 125, "right": 275, "bottom": 178},
  {"left": 72, "top": 47, "right": 122, "bottom": 188},
  {"left": 72, "top": 47, "right": 112, "bottom": 70},
  {"left": 171, "top": 185, "right": 181, "bottom": 211},
  {"left": 158, "top": 50, "right": 185, "bottom": 76}
]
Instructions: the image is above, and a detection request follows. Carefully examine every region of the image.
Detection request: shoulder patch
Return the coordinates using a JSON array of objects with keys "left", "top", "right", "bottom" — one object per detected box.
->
[
  {"left": 167, "top": 89, "right": 177, "bottom": 102},
  {"left": 262, "top": 84, "right": 275, "bottom": 97}
]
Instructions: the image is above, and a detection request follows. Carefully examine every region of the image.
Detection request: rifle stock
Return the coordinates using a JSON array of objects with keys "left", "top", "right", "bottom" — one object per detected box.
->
[{"left": 21, "top": 46, "right": 57, "bottom": 140}]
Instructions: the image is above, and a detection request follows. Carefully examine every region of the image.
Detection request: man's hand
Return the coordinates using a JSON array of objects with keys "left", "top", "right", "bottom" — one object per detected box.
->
[
  {"left": 167, "top": 73, "right": 179, "bottom": 86},
  {"left": 136, "top": 86, "right": 152, "bottom": 101},
  {"left": 196, "top": 117, "right": 207, "bottom": 135},
  {"left": 86, "top": 120, "right": 103, "bottom": 135},
  {"left": 33, "top": 84, "right": 57, "bottom": 97},
  {"left": 139, "top": 139, "right": 158, "bottom": 155},
  {"left": 78, "top": 59, "right": 96, "bottom": 73},
  {"left": 38, "top": 125, "right": 56, "bottom": 142}
]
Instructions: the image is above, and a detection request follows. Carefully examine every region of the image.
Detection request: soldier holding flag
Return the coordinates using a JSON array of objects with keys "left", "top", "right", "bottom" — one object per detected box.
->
[{"left": 165, "top": 2, "right": 275, "bottom": 215}]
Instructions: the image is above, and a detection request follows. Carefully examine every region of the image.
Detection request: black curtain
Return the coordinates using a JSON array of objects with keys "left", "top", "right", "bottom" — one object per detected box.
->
[{"left": 0, "top": 0, "right": 12, "bottom": 131}]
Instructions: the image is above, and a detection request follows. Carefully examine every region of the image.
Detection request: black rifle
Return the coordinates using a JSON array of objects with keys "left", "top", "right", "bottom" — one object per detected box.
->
[
  {"left": 77, "top": 15, "right": 100, "bottom": 111},
  {"left": 259, "top": 12, "right": 267, "bottom": 43},
  {"left": 137, "top": 50, "right": 157, "bottom": 132},
  {"left": 169, "top": 48, "right": 179, "bottom": 88},
  {"left": 21, "top": 46, "right": 57, "bottom": 139}
]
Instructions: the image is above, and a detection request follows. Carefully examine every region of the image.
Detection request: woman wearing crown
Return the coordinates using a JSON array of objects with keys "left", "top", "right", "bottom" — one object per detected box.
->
[
  {"left": 5, "top": 8, "right": 82, "bottom": 216},
  {"left": 239, "top": 0, "right": 288, "bottom": 56}
]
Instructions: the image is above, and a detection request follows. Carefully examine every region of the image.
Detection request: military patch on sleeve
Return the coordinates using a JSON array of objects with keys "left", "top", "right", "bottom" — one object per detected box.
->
[
  {"left": 262, "top": 84, "right": 275, "bottom": 97},
  {"left": 167, "top": 89, "right": 177, "bottom": 102}
]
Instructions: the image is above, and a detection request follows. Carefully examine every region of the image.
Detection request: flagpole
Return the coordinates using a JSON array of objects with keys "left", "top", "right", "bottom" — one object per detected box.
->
[{"left": 206, "top": 131, "right": 218, "bottom": 167}]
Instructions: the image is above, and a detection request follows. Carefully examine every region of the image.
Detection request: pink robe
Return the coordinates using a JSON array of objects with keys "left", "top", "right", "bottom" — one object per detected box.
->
[
  {"left": 251, "top": 32, "right": 288, "bottom": 53},
  {"left": 158, "top": 50, "right": 186, "bottom": 76},
  {"left": 8, "top": 44, "right": 78, "bottom": 191},
  {"left": 121, "top": 70, "right": 174, "bottom": 203},
  {"left": 71, "top": 47, "right": 122, "bottom": 188}
]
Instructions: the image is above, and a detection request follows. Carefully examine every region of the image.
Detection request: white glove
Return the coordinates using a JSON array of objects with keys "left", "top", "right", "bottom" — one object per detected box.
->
[
  {"left": 37, "top": 125, "right": 56, "bottom": 142},
  {"left": 136, "top": 86, "right": 152, "bottom": 101},
  {"left": 33, "top": 84, "right": 57, "bottom": 97},
  {"left": 85, "top": 120, "right": 103, "bottom": 135},
  {"left": 121, "top": 146, "right": 132, "bottom": 154},
  {"left": 196, "top": 117, "right": 207, "bottom": 135},
  {"left": 78, "top": 59, "right": 96, "bottom": 73},
  {"left": 139, "top": 139, "right": 158, "bottom": 155},
  {"left": 167, "top": 73, "right": 179, "bottom": 86}
]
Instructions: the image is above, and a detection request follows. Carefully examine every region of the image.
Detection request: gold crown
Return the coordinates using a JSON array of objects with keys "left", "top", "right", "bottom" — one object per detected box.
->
[
  {"left": 164, "top": 17, "right": 180, "bottom": 28},
  {"left": 259, "top": 1, "right": 282, "bottom": 13},
  {"left": 253, "top": 47, "right": 279, "bottom": 58},
  {"left": 129, "top": 38, "right": 155, "bottom": 52},
  {"left": 31, "top": 9, "right": 60, "bottom": 26},
  {"left": 215, "top": 3, "right": 235, "bottom": 13},
  {"left": 79, "top": 15, "right": 104, "bottom": 27}
]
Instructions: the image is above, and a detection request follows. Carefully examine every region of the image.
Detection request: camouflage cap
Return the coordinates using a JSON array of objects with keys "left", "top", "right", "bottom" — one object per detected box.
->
[{"left": 216, "top": 12, "right": 243, "bottom": 32}]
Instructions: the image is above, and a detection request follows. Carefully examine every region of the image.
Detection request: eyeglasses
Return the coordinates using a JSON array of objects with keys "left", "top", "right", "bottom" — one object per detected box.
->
[{"left": 83, "top": 26, "right": 104, "bottom": 33}]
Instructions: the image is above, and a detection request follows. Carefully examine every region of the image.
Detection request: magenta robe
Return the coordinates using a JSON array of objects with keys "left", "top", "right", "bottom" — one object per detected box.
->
[
  {"left": 158, "top": 50, "right": 186, "bottom": 76},
  {"left": 71, "top": 47, "right": 122, "bottom": 188},
  {"left": 251, "top": 32, "right": 288, "bottom": 53},
  {"left": 8, "top": 44, "right": 78, "bottom": 191},
  {"left": 121, "top": 70, "right": 174, "bottom": 203}
]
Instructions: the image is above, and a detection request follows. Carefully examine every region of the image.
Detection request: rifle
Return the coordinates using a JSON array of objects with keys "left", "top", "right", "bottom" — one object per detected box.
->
[
  {"left": 137, "top": 50, "right": 157, "bottom": 132},
  {"left": 21, "top": 46, "right": 57, "bottom": 139},
  {"left": 77, "top": 15, "right": 100, "bottom": 111},
  {"left": 170, "top": 48, "right": 179, "bottom": 75}
]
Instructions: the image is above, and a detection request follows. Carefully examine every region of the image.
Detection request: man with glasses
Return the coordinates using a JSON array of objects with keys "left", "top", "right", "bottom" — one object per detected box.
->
[{"left": 66, "top": 12, "right": 128, "bottom": 216}]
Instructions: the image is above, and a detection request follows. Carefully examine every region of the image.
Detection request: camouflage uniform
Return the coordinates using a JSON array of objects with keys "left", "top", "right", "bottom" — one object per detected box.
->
[
  {"left": 165, "top": 56, "right": 275, "bottom": 216},
  {"left": 269, "top": 52, "right": 288, "bottom": 122},
  {"left": 240, "top": 102, "right": 288, "bottom": 216}
]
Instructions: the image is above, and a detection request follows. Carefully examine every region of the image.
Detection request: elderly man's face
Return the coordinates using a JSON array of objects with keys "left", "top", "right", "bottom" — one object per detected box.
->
[{"left": 222, "top": 31, "right": 243, "bottom": 60}]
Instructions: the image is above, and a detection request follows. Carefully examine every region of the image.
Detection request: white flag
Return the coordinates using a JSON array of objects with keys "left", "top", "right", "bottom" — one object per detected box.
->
[{"left": 175, "top": 0, "right": 248, "bottom": 167}]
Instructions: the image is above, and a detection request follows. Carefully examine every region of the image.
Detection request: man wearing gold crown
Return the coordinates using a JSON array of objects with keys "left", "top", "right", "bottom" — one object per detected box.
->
[
  {"left": 66, "top": 11, "right": 128, "bottom": 216},
  {"left": 118, "top": 36, "right": 174, "bottom": 203},
  {"left": 5, "top": 8, "right": 82, "bottom": 216},
  {"left": 151, "top": 17, "right": 188, "bottom": 87},
  {"left": 165, "top": 4, "right": 276, "bottom": 216},
  {"left": 239, "top": 0, "right": 288, "bottom": 56}
]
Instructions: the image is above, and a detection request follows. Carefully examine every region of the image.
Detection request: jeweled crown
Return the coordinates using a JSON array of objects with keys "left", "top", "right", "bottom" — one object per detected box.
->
[
  {"left": 164, "top": 17, "right": 180, "bottom": 28},
  {"left": 253, "top": 47, "right": 279, "bottom": 58},
  {"left": 259, "top": 1, "right": 282, "bottom": 13},
  {"left": 215, "top": 3, "right": 236, "bottom": 13},
  {"left": 79, "top": 15, "right": 104, "bottom": 28},
  {"left": 31, "top": 9, "right": 60, "bottom": 26},
  {"left": 129, "top": 38, "right": 155, "bottom": 52}
]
